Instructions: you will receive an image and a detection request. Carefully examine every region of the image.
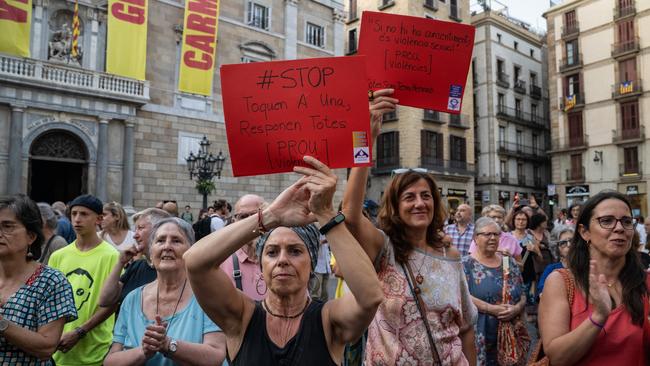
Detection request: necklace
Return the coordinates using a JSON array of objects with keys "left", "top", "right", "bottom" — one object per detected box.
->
[
  {"left": 262, "top": 297, "right": 311, "bottom": 319},
  {"left": 155, "top": 278, "right": 187, "bottom": 335}
]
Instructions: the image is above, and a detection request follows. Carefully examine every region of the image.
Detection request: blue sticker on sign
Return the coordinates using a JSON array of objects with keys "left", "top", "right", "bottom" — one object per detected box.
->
[{"left": 449, "top": 84, "right": 463, "bottom": 98}]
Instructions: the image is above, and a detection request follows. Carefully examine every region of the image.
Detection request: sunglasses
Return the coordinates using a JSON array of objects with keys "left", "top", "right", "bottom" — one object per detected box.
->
[{"left": 391, "top": 168, "right": 428, "bottom": 177}]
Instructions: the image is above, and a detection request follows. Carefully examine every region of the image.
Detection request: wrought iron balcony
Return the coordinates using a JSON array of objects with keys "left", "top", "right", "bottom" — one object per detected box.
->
[
  {"left": 500, "top": 173, "right": 510, "bottom": 184},
  {"left": 496, "top": 105, "right": 548, "bottom": 129},
  {"left": 561, "top": 21, "right": 580, "bottom": 39},
  {"left": 530, "top": 84, "right": 542, "bottom": 99},
  {"left": 620, "top": 163, "right": 642, "bottom": 178},
  {"left": 420, "top": 157, "right": 475, "bottom": 175},
  {"left": 372, "top": 156, "right": 400, "bottom": 175},
  {"left": 448, "top": 114, "right": 471, "bottom": 129},
  {"left": 559, "top": 54, "right": 583, "bottom": 73},
  {"left": 560, "top": 93, "right": 585, "bottom": 112},
  {"left": 612, "top": 79, "right": 643, "bottom": 99},
  {"left": 0, "top": 54, "right": 149, "bottom": 104},
  {"left": 612, "top": 126, "right": 645, "bottom": 144},
  {"left": 552, "top": 135, "right": 589, "bottom": 152},
  {"left": 613, "top": 2, "right": 635, "bottom": 21},
  {"left": 612, "top": 37, "right": 640, "bottom": 59},
  {"left": 518, "top": 174, "right": 527, "bottom": 186},
  {"left": 513, "top": 79, "right": 526, "bottom": 94},
  {"left": 496, "top": 72, "right": 510, "bottom": 88},
  {"left": 565, "top": 166, "right": 585, "bottom": 182},
  {"left": 423, "top": 109, "right": 444, "bottom": 123},
  {"left": 497, "top": 141, "right": 548, "bottom": 161},
  {"left": 533, "top": 177, "right": 542, "bottom": 187}
]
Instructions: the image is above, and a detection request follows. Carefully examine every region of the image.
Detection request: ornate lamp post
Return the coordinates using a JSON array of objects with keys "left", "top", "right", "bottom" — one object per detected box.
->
[{"left": 185, "top": 136, "right": 226, "bottom": 210}]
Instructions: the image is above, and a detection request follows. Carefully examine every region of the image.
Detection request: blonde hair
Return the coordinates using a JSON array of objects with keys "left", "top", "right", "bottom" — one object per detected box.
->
[{"left": 102, "top": 201, "right": 130, "bottom": 231}]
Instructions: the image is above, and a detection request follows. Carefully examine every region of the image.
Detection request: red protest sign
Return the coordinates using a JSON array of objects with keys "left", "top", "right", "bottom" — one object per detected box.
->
[
  {"left": 358, "top": 11, "right": 475, "bottom": 113},
  {"left": 220, "top": 56, "right": 371, "bottom": 177}
]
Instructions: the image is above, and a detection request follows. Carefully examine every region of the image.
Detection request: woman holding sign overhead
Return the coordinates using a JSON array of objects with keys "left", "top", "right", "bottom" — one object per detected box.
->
[
  {"left": 343, "top": 89, "right": 477, "bottom": 365},
  {"left": 184, "top": 155, "right": 383, "bottom": 365}
]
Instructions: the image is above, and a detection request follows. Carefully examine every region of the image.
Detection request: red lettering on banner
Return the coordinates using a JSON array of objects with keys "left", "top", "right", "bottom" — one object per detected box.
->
[
  {"left": 111, "top": 0, "right": 145, "bottom": 25},
  {"left": 0, "top": 0, "right": 28, "bottom": 22},
  {"left": 187, "top": 13, "right": 215, "bottom": 35},
  {"left": 188, "top": 0, "right": 217, "bottom": 16},
  {"left": 184, "top": 50, "right": 211, "bottom": 70}
]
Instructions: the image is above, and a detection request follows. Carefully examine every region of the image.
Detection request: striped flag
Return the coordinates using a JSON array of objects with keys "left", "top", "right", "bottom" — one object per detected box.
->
[{"left": 71, "top": 0, "right": 80, "bottom": 58}]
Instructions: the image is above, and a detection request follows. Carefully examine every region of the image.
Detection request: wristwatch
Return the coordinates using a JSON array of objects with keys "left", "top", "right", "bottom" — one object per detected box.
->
[
  {"left": 167, "top": 339, "right": 178, "bottom": 356},
  {"left": 319, "top": 212, "right": 345, "bottom": 235},
  {"left": 0, "top": 318, "right": 9, "bottom": 334}
]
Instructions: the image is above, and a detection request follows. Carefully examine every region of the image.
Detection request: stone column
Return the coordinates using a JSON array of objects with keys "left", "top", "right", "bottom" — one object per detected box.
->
[
  {"left": 32, "top": 0, "right": 44, "bottom": 58},
  {"left": 284, "top": 0, "right": 299, "bottom": 60},
  {"left": 96, "top": 117, "right": 109, "bottom": 201},
  {"left": 332, "top": 8, "right": 345, "bottom": 56},
  {"left": 7, "top": 105, "right": 25, "bottom": 194},
  {"left": 121, "top": 120, "right": 135, "bottom": 210},
  {"left": 88, "top": 8, "right": 99, "bottom": 70}
]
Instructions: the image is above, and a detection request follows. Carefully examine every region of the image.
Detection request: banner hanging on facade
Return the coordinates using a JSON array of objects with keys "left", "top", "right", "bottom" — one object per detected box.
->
[
  {"left": 178, "top": 0, "right": 221, "bottom": 96},
  {"left": 0, "top": 0, "right": 32, "bottom": 57},
  {"left": 106, "top": 0, "right": 148, "bottom": 80}
]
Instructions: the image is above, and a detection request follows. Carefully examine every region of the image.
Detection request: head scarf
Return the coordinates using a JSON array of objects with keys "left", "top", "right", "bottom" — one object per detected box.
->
[{"left": 256, "top": 224, "right": 321, "bottom": 271}]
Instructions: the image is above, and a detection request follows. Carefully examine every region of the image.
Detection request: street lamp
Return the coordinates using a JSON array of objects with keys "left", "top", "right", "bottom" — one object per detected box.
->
[{"left": 185, "top": 136, "right": 227, "bottom": 209}]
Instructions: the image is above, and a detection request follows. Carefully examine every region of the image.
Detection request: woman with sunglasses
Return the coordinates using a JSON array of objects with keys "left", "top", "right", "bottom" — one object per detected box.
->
[
  {"left": 343, "top": 89, "right": 477, "bottom": 365},
  {"left": 538, "top": 191, "right": 649, "bottom": 365},
  {"left": 537, "top": 226, "right": 574, "bottom": 296}
]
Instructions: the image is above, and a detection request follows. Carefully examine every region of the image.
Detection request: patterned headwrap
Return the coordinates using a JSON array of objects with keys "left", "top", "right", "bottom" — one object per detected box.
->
[{"left": 255, "top": 224, "right": 321, "bottom": 271}]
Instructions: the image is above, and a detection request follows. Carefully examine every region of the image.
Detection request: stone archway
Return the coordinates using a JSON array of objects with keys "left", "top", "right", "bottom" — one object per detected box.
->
[{"left": 29, "top": 130, "right": 89, "bottom": 203}]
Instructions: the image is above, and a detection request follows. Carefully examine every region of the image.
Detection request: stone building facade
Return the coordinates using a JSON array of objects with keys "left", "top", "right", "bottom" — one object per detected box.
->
[
  {"left": 472, "top": 6, "right": 551, "bottom": 213},
  {"left": 346, "top": 0, "right": 476, "bottom": 213},
  {"left": 544, "top": 0, "right": 649, "bottom": 217},
  {"left": 0, "top": 0, "right": 347, "bottom": 212}
]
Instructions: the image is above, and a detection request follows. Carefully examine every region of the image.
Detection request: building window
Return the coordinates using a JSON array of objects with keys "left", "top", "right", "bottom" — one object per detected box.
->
[
  {"left": 421, "top": 130, "right": 443, "bottom": 166},
  {"left": 499, "top": 126, "right": 506, "bottom": 143},
  {"left": 566, "top": 39, "right": 578, "bottom": 65},
  {"left": 516, "top": 130, "right": 523, "bottom": 152},
  {"left": 530, "top": 72, "right": 538, "bottom": 87},
  {"left": 500, "top": 160, "right": 508, "bottom": 180},
  {"left": 621, "top": 101, "right": 639, "bottom": 134},
  {"left": 239, "top": 41, "right": 276, "bottom": 63},
  {"left": 513, "top": 65, "right": 521, "bottom": 83},
  {"left": 348, "top": 29, "right": 357, "bottom": 54},
  {"left": 624, "top": 147, "right": 639, "bottom": 174},
  {"left": 565, "top": 10, "right": 577, "bottom": 31},
  {"left": 515, "top": 98, "right": 522, "bottom": 117},
  {"left": 517, "top": 163, "right": 524, "bottom": 184},
  {"left": 377, "top": 131, "right": 399, "bottom": 169},
  {"left": 497, "top": 33, "right": 502, "bottom": 43},
  {"left": 530, "top": 49, "right": 534, "bottom": 58},
  {"left": 533, "top": 165, "right": 541, "bottom": 186},
  {"left": 306, "top": 22, "right": 325, "bottom": 48},
  {"left": 498, "top": 93, "right": 505, "bottom": 109},
  {"left": 514, "top": 41, "right": 519, "bottom": 50},
  {"left": 449, "top": 135, "right": 466, "bottom": 162},
  {"left": 531, "top": 103, "right": 538, "bottom": 118},
  {"left": 532, "top": 134, "right": 539, "bottom": 152},
  {"left": 565, "top": 73, "right": 581, "bottom": 96},
  {"left": 247, "top": 2, "right": 269, "bottom": 30},
  {"left": 617, "top": 19, "right": 634, "bottom": 43},
  {"left": 568, "top": 112, "right": 584, "bottom": 147},
  {"left": 570, "top": 153, "right": 582, "bottom": 180},
  {"left": 423, "top": 109, "right": 440, "bottom": 121},
  {"left": 619, "top": 58, "right": 637, "bottom": 82},
  {"left": 348, "top": 0, "right": 357, "bottom": 20}
]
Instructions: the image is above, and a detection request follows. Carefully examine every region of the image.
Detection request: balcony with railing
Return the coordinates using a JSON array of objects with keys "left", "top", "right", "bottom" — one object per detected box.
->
[
  {"left": 496, "top": 105, "right": 548, "bottom": 129},
  {"left": 448, "top": 114, "right": 471, "bottom": 129},
  {"left": 424, "top": 0, "right": 438, "bottom": 11},
  {"left": 620, "top": 162, "right": 642, "bottom": 179},
  {"left": 500, "top": 173, "right": 510, "bottom": 185},
  {"left": 612, "top": 37, "right": 640, "bottom": 59},
  {"left": 530, "top": 84, "right": 542, "bottom": 99},
  {"left": 534, "top": 176, "right": 542, "bottom": 187},
  {"left": 559, "top": 54, "right": 583, "bottom": 73},
  {"left": 513, "top": 79, "right": 526, "bottom": 94},
  {"left": 372, "top": 156, "right": 400, "bottom": 175},
  {"left": 561, "top": 21, "right": 580, "bottom": 39},
  {"left": 613, "top": 2, "right": 635, "bottom": 21},
  {"left": 552, "top": 135, "right": 589, "bottom": 152},
  {"left": 423, "top": 109, "right": 444, "bottom": 123},
  {"left": 560, "top": 93, "right": 585, "bottom": 112},
  {"left": 612, "top": 79, "right": 643, "bottom": 99},
  {"left": 613, "top": 125, "right": 645, "bottom": 144},
  {"left": 498, "top": 141, "right": 548, "bottom": 161},
  {"left": 565, "top": 166, "right": 585, "bottom": 182},
  {"left": 0, "top": 54, "right": 149, "bottom": 104},
  {"left": 420, "top": 157, "right": 475, "bottom": 175},
  {"left": 496, "top": 72, "right": 510, "bottom": 88},
  {"left": 518, "top": 174, "right": 527, "bottom": 186}
]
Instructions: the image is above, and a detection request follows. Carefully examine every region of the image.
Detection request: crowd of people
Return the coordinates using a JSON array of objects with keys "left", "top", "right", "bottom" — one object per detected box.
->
[{"left": 0, "top": 88, "right": 648, "bottom": 365}]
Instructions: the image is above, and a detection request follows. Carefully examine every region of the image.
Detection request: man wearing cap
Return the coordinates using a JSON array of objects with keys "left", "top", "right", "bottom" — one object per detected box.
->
[{"left": 48, "top": 194, "right": 120, "bottom": 366}]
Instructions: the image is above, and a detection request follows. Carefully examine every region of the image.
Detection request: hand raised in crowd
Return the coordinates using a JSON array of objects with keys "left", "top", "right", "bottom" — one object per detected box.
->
[
  {"left": 588, "top": 260, "right": 612, "bottom": 324},
  {"left": 293, "top": 155, "right": 338, "bottom": 217},
  {"left": 118, "top": 244, "right": 141, "bottom": 266},
  {"left": 57, "top": 330, "right": 81, "bottom": 353},
  {"left": 141, "top": 316, "right": 167, "bottom": 359},
  {"left": 368, "top": 88, "right": 398, "bottom": 142}
]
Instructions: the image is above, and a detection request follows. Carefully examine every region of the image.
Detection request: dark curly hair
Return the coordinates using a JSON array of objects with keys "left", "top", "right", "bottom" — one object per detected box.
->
[
  {"left": 0, "top": 194, "right": 44, "bottom": 261},
  {"left": 378, "top": 171, "right": 446, "bottom": 264},
  {"left": 568, "top": 190, "right": 647, "bottom": 325}
]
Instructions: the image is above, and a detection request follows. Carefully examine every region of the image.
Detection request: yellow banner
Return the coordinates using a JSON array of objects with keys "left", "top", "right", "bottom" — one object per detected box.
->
[
  {"left": 0, "top": 0, "right": 32, "bottom": 57},
  {"left": 178, "top": 0, "right": 221, "bottom": 96},
  {"left": 106, "top": 0, "right": 148, "bottom": 80}
]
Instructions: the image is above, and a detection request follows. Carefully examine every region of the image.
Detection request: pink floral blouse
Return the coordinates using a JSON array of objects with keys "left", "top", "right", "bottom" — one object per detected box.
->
[{"left": 365, "top": 234, "right": 478, "bottom": 366}]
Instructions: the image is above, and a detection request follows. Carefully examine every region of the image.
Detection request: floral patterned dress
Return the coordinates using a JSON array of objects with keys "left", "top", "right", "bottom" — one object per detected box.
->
[
  {"left": 365, "top": 233, "right": 478, "bottom": 366},
  {"left": 462, "top": 255, "right": 523, "bottom": 366}
]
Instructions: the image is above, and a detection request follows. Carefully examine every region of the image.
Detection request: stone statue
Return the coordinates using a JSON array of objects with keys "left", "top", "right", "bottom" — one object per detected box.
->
[{"left": 48, "top": 21, "right": 83, "bottom": 66}]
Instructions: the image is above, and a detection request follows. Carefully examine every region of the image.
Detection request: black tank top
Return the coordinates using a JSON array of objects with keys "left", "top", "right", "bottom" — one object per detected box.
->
[{"left": 228, "top": 300, "right": 337, "bottom": 366}]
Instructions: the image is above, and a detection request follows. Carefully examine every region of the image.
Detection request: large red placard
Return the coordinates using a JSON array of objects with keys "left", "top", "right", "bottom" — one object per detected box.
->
[
  {"left": 358, "top": 11, "right": 475, "bottom": 113},
  {"left": 220, "top": 56, "right": 371, "bottom": 177}
]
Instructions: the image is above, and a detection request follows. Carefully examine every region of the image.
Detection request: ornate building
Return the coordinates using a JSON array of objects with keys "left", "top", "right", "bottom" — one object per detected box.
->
[{"left": 0, "top": 0, "right": 346, "bottom": 210}]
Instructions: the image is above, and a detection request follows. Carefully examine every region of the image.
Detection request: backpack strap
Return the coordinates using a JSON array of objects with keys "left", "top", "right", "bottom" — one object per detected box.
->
[{"left": 232, "top": 253, "right": 243, "bottom": 291}]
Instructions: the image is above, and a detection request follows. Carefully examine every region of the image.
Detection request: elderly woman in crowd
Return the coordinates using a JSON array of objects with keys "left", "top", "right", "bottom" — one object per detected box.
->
[
  {"left": 468, "top": 204, "right": 522, "bottom": 262},
  {"left": 0, "top": 194, "right": 77, "bottom": 364},
  {"left": 343, "top": 89, "right": 477, "bottom": 365},
  {"left": 184, "top": 156, "right": 383, "bottom": 365},
  {"left": 36, "top": 202, "right": 69, "bottom": 264},
  {"left": 462, "top": 217, "right": 526, "bottom": 366},
  {"left": 104, "top": 217, "right": 226, "bottom": 366},
  {"left": 99, "top": 202, "right": 136, "bottom": 251},
  {"left": 537, "top": 225, "right": 574, "bottom": 295},
  {"left": 539, "top": 191, "right": 649, "bottom": 365}
]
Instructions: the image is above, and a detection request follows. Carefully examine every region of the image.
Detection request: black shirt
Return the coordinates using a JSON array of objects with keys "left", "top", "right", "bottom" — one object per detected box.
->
[
  {"left": 228, "top": 300, "right": 336, "bottom": 366},
  {"left": 119, "top": 259, "right": 157, "bottom": 303}
]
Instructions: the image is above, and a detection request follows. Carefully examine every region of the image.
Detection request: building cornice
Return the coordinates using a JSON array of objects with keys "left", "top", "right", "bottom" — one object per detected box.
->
[{"left": 471, "top": 12, "right": 544, "bottom": 46}]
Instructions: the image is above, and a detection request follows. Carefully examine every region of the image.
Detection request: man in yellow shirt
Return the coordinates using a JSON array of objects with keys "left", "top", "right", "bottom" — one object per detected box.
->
[{"left": 49, "top": 195, "right": 119, "bottom": 366}]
